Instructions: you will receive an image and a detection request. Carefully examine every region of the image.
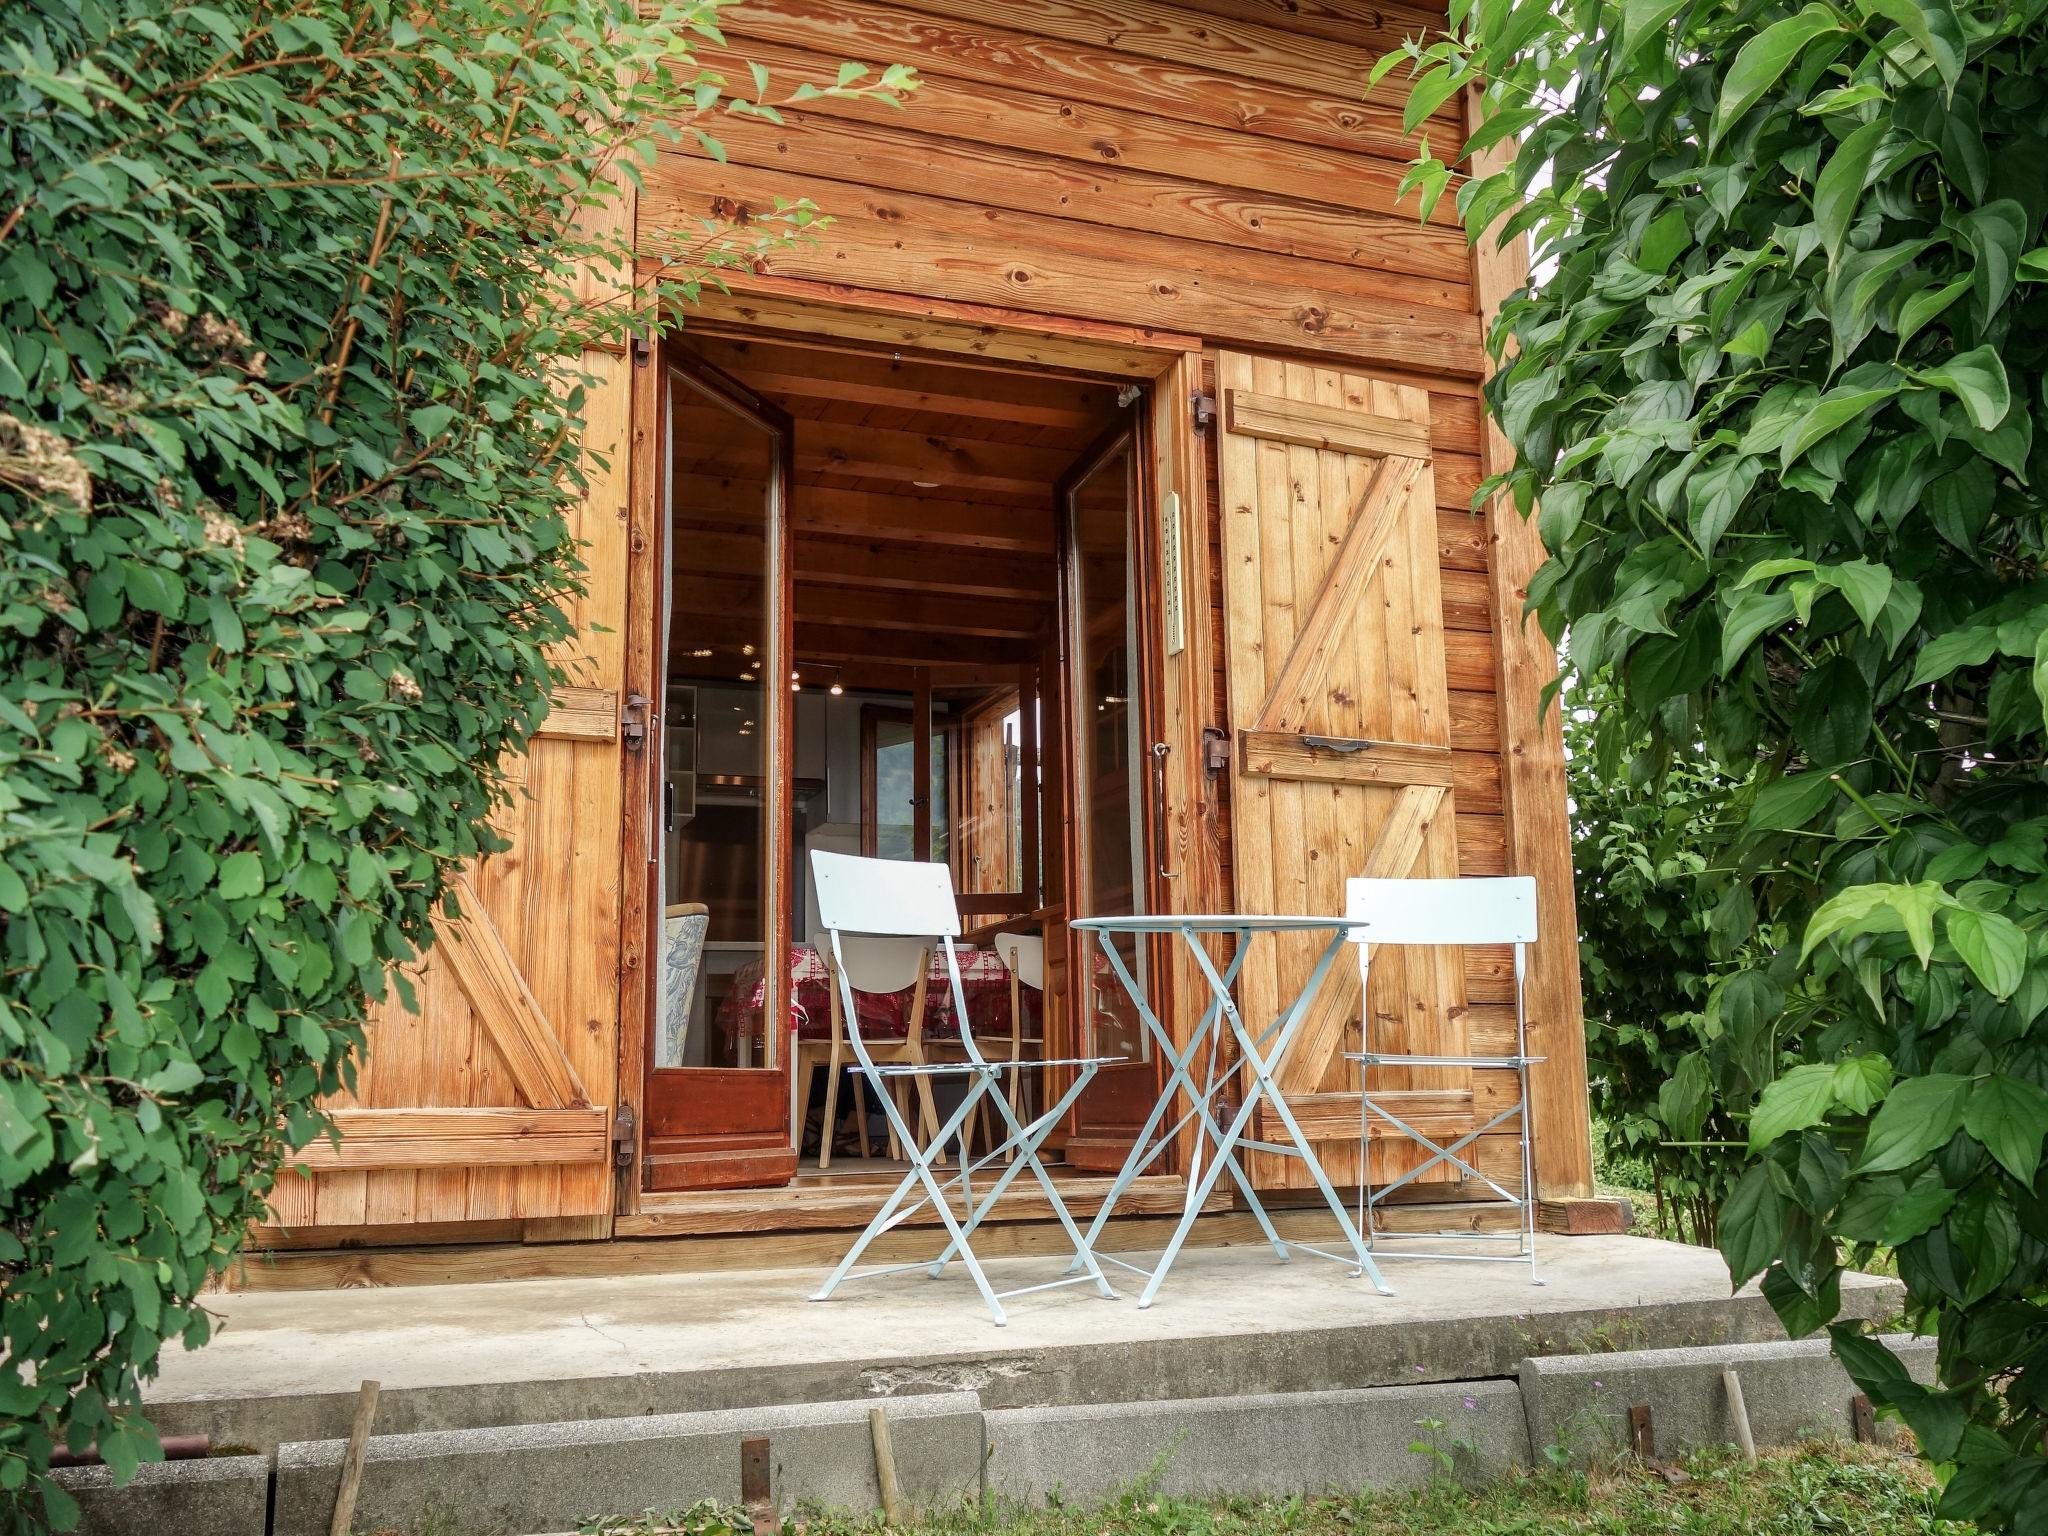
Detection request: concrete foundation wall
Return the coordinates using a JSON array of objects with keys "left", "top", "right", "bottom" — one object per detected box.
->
[
  {"left": 58, "top": 1454, "right": 270, "bottom": 1536},
  {"left": 1519, "top": 1335, "right": 1937, "bottom": 1466},
  {"left": 986, "top": 1380, "right": 1529, "bottom": 1504},
  {"left": 270, "top": 1393, "right": 983, "bottom": 1536},
  {"left": 75, "top": 1335, "right": 1937, "bottom": 1536}
]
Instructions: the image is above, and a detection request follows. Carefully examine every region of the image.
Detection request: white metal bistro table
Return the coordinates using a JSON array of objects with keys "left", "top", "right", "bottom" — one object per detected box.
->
[{"left": 1067, "top": 914, "right": 1393, "bottom": 1306}]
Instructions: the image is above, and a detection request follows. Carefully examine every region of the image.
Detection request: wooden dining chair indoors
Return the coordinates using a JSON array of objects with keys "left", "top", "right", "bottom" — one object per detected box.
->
[
  {"left": 988, "top": 932, "right": 1046, "bottom": 1159},
  {"left": 796, "top": 932, "right": 940, "bottom": 1168}
]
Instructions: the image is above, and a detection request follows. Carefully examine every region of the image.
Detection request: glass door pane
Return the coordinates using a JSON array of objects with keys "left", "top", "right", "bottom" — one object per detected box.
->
[
  {"left": 661, "top": 367, "right": 786, "bottom": 1069},
  {"left": 1066, "top": 435, "right": 1149, "bottom": 1064}
]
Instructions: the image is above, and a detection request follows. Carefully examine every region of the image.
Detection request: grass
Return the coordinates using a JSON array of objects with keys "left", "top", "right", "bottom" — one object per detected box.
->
[{"left": 583, "top": 1442, "right": 1958, "bottom": 1536}]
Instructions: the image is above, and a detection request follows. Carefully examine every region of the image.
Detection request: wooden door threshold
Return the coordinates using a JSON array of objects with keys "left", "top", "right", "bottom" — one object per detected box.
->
[{"left": 617, "top": 1171, "right": 1204, "bottom": 1237}]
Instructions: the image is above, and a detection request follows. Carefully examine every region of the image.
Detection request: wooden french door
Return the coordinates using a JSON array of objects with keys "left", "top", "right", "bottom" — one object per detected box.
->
[
  {"left": 1213, "top": 350, "right": 1475, "bottom": 1194},
  {"left": 1057, "top": 420, "right": 1171, "bottom": 1169},
  {"left": 638, "top": 350, "right": 799, "bottom": 1192}
]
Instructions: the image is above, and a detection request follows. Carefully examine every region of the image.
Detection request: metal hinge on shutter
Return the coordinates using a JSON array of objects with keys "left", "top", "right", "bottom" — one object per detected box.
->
[
  {"left": 1190, "top": 390, "right": 1217, "bottom": 432},
  {"left": 611, "top": 1103, "right": 636, "bottom": 1168}
]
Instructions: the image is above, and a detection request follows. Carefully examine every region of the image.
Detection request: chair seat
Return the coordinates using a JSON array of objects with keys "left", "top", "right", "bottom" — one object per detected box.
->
[{"left": 859, "top": 1053, "right": 1122, "bottom": 1079}]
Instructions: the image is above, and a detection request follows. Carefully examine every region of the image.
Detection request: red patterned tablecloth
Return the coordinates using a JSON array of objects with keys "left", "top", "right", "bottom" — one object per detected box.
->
[{"left": 718, "top": 944, "right": 1041, "bottom": 1044}]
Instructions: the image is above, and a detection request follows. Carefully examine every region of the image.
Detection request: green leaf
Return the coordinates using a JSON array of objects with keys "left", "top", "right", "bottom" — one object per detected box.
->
[
  {"left": 1748, "top": 771, "right": 1838, "bottom": 831},
  {"left": 1832, "top": 1054, "right": 1893, "bottom": 1115},
  {"left": 1638, "top": 207, "right": 1691, "bottom": 274},
  {"left": 1749, "top": 1062, "right": 1838, "bottom": 1150},
  {"left": 1719, "top": 1166, "right": 1788, "bottom": 1284},
  {"left": 1959, "top": 201, "right": 2028, "bottom": 327},
  {"left": 1910, "top": 626, "right": 1997, "bottom": 686},
  {"left": 1619, "top": 0, "right": 1691, "bottom": 58},
  {"left": 1858, "top": 0, "right": 1965, "bottom": 93},
  {"left": 1946, "top": 907, "right": 2028, "bottom": 999},
  {"left": 141, "top": 1060, "right": 205, "bottom": 1096},
  {"left": 216, "top": 850, "right": 264, "bottom": 900},
  {"left": 1963, "top": 1075, "right": 2048, "bottom": 1183},
  {"left": 1880, "top": 1169, "right": 1957, "bottom": 1245},
  {"left": 1813, "top": 120, "right": 1887, "bottom": 264},
  {"left": 2035, "top": 628, "right": 2048, "bottom": 736},
  {"left": 410, "top": 403, "right": 458, "bottom": 440},
  {"left": 1719, "top": 589, "right": 1796, "bottom": 674},
  {"left": 1896, "top": 275, "right": 1970, "bottom": 345},
  {"left": 1781, "top": 385, "right": 1898, "bottom": 469},
  {"left": 1857, "top": 1073, "right": 1970, "bottom": 1173},
  {"left": 1711, "top": 5, "right": 1844, "bottom": 145},
  {"left": 1912, "top": 344, "right": 2011, "bottom": 433},
  {"left": 1826, "top": 560, "right": 1891, "bottom": 631}
]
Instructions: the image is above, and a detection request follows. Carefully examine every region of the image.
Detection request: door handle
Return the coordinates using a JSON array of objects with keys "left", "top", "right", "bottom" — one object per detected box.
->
[{"left": 1151, "top": 741, "right": 1180, "bottom": 880}]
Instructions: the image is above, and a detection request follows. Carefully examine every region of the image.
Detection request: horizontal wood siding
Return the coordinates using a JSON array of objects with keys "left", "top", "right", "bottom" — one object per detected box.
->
[{"left": 646, "top": 0, "right": 1484, "bottom": 373}]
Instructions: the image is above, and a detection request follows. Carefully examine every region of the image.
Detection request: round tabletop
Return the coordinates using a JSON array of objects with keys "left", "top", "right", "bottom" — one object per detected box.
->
[{"left": 1069, "top": 913, "right": 1351, "bottom": 935}]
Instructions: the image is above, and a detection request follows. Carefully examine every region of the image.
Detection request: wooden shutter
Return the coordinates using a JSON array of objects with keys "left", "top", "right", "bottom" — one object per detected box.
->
[
  {"left": 262, "top": 356, "right": 631, "bottom": 1237},
  {"left": 1216, "top": 351, "right": 1473, "bottom": 1192}
]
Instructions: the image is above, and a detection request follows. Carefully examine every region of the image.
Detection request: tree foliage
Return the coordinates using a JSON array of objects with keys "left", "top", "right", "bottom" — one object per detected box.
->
[
  {"left": 1566, "top": 670, "right": 1783, "bottom": 1246},
  {"left": 0, "top": 1, "right": 908, "bottom": 1525},
  {"left": 1382, "top": 0, "right": 2048, "bottom": 1525}
]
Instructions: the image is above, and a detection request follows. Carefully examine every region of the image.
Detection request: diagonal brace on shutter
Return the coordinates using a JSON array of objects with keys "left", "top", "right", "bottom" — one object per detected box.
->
[
  {"left": 1270, "top": 784, "right": 1446, "bottom": 1099},
  {"left": 1252, "top": 454, "right": 1426, "bottom": 736},
  {"left": 438, "top": 870, "right": 592, "bottom": 1108}
]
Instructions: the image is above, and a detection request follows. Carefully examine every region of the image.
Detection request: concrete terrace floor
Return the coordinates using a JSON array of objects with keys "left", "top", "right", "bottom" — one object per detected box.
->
[{"left": 150, "top": 1234, "right": 1905, "bottom": 1450}]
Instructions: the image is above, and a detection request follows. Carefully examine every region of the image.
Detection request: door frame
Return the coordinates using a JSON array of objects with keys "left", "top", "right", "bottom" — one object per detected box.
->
[{"left": 613, "top": 289, "right": 1217, "bottom": 1221}]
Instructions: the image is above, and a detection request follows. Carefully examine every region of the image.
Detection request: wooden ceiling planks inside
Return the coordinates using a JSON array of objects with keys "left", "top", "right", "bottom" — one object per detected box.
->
[{"left": 669, "top": 337, "right": 1118, "bottom": 683}]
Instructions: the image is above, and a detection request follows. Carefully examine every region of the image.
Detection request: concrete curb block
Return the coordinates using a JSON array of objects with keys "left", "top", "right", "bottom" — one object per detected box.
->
[
  {"left": 271, "top": 1391, "right": 984, "bottom": 1536},
  {"left": 1519, "top": 1334, "right": 1938, "bottom": 1465},
  {"left": 985, "top": 1379, "right": 1530, "bottom": 1504},
  {"left": 63, "top": 1453, "right": 271, "bottom": 1536}
]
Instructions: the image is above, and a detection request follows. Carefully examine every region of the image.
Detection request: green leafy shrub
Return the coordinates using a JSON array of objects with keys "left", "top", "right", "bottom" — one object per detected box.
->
[
  {"left": 1381, "top": 1, "right": 2048, "bottom": 1526},
  {"left": 0, "top": 1, "right": 907, "bottom": 1524},
  {"left": 1568, "top": 671, "right": 1782, "bottom": 1246}
]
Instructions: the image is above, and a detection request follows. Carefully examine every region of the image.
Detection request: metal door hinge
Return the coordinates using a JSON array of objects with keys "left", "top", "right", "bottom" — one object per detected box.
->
[
  {"left": 630, "top": 335, "right": 653, "bottom": 368},
  {"left": 1202, "top": 726, "right": 1230, "bottom": 776},
  {"left": 612, "top": 1103, "right": 636, "bottom": 1168},
  {"left": 1191, "top": 391, "right": 1217, "bottom": 432},
  {"left": 622, "top": 692, "right": 651, "bottom": 752}
]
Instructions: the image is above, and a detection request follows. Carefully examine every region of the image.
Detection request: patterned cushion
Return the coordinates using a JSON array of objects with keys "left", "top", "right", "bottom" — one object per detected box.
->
[{"left": 660, "top": 910, "right": 708, "bottom": 1067}]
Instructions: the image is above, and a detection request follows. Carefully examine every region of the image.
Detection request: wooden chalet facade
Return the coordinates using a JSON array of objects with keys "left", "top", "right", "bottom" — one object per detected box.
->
[{"left": 253, "top": 0, "right": 1599, "bottom": 1276}]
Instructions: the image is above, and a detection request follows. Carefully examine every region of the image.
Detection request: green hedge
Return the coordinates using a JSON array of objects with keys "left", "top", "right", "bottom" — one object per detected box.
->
[{"left": 0, "top": 2, "right": 907, "bottom": 1524}]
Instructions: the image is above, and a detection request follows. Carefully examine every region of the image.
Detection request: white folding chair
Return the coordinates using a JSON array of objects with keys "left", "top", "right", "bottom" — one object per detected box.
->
[
  {"left": 1344, "top": 875, "right": 1544, "bottom": 1282},
  {"left": 809, "top": 851, "right": 1121, "bottom": 1324}
]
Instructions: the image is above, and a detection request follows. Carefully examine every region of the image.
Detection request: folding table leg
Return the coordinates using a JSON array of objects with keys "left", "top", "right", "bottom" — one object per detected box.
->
[
  {"left": 1070, "top": 929, "right": 1289, "bottom": 1272},
  {"left": 1183, "top": 933, "right": 1393, "bottom": 1299}
]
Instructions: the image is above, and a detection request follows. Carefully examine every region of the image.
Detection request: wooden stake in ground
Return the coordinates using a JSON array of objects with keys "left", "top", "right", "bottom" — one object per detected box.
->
[
  {"left": 329, "top": 1378, "right": 380, "bottom": 1536},
  {"left": 1723, "top": 1367, "right": 1758, "bottom": 1464},
  {"left": 869, "top": 1404, "right": 905, "bottom": 1525}
]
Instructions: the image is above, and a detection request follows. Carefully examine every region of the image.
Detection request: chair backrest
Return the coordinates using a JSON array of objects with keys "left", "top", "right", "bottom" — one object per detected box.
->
[
  {"left": 1345, "top": 876, "right": 1538, "bottom": 948},
  {"left": 991, "top": 932, "right": 1044, "bottom": 991},
  {"left": 810, "top": 850, "right": 962, "bottom": 939},
  {"left": 816, "top": 930, "right": 930, "bottom": 995}
]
